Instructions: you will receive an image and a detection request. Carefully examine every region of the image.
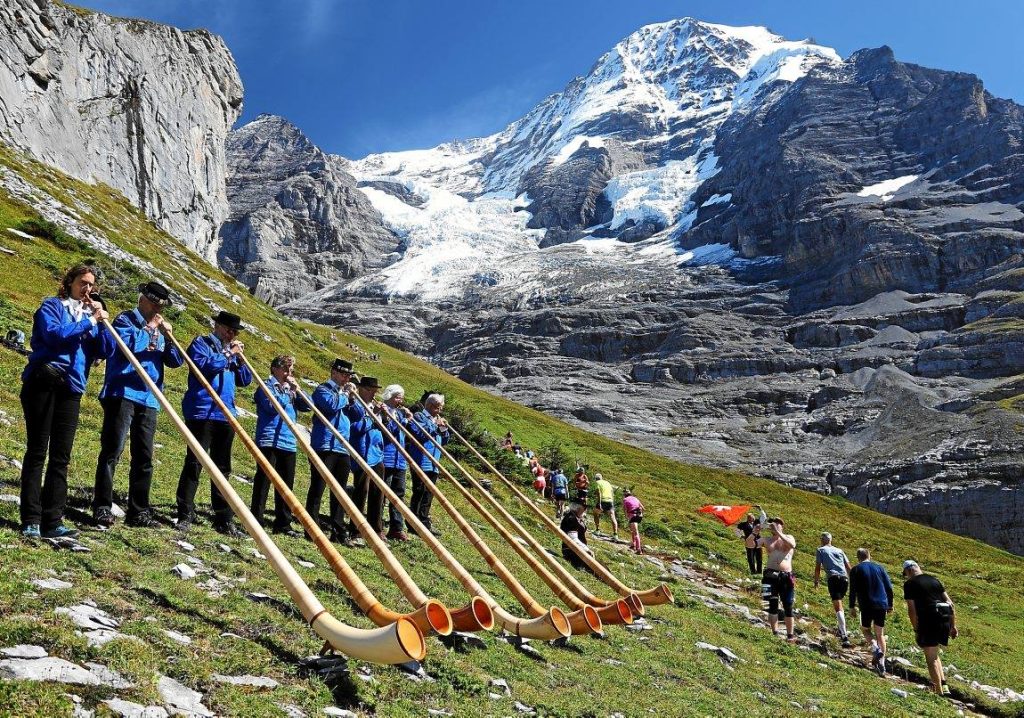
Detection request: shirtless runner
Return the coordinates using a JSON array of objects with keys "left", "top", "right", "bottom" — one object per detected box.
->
[{"left": 758, "top": 516, "right": 798, "bottom": 641}]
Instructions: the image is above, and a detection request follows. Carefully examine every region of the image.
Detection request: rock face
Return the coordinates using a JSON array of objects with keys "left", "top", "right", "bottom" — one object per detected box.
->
[
  {"left": 0, "top": 0, "right": 243, "bottom": 258},
  {"left": 269, "top": 19, "right": 1024, "bottom": 555},
  {"left": 218, "top": 115, "right": 400, "bottom": 305}
]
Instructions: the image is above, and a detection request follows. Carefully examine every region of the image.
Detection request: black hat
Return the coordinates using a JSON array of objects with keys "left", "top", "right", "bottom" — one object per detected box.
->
[
  {"left": 331, "top": 358, "right": 354, "bottom": 373},
  {"left": 357, "top": 376, "right": 381, "bottom": 389},
  {"left": 212, "top": 310, "right": 243, "bottom": 331},
  {"left": 138, "top": 281, "right": 171, "bottom": 304}
]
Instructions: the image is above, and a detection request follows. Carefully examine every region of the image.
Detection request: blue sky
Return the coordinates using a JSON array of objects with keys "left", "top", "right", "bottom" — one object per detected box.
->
[{"left": 80, "top": 0, "right": 1024, "bottom": 159}]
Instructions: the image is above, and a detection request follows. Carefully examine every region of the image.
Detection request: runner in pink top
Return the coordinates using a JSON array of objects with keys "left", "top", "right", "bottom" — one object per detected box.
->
[{"left": 622, "top": 489, "right": 645, "bottom": 554}]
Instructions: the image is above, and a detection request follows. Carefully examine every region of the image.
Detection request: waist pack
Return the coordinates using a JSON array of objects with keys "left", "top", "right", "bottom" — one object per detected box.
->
[{"left": 26, "top": 362, "right": 67, "bottom": 391}]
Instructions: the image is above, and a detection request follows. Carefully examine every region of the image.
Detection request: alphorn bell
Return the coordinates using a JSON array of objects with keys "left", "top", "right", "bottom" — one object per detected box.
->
[
  {"left": 449, "top": 425, "right": 675, "bottom": 608},
  {"left": 239, "top": 355, "right": 494, "bottom": 634},
  {"left": 166, "top": 334, "right": 452, "bottom": 639},
  {"left": 399, "top": 411, "right": 631, "bottom": 629},
  {"left": 101, "top": 320, "right": 424, "bottom": 664},
  {"left": 349, "top": 393, "right": 592, "bottom": 635},
  {"left": 294, "top": 386, "right": 570, "bottom": 641}
]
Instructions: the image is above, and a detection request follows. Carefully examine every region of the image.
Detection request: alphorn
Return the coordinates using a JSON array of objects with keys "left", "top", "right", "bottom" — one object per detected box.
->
[
  {"left": 294, "top": 385, "right": 570, "bottom": 641},
  {"left": 449, "top": 425, "right": 675, "bottom": 608},
  {"left": 102, "top": 320, "right": 424, "bottom": 664},
  {"left": 237, "top": 355, "right": 493, "bottom": 634},
  {"left": 167, "top": 334, "right": 452, "bottom": 638},
  {"left": 399, "top": 412, "right": 632, "bottom": 628},
  {"left": 350, "top": 393, "right": 599, "bottom": 635}
]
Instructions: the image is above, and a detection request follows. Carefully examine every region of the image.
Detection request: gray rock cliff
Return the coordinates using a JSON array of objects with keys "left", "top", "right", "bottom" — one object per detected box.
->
[
  {"left": 218, "top": 115, "right": 400, "bottom": 305},
  {"left": 0, "top": 0, "right": 243, "bottom": 258}
]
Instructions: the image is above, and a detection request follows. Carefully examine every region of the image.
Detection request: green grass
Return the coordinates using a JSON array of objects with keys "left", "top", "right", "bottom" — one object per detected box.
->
[{"left": 0, "top": 142, "right": 1022, "bottom": 717}]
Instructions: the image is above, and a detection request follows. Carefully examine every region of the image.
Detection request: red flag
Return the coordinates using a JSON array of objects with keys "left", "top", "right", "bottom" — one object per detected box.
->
[{"left": 698, "top": 504, "right": 752, "bottom": 526}]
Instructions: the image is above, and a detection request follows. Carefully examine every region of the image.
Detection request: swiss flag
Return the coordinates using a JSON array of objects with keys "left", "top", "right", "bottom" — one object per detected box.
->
[{"left": 698, "top": 504, "right": 752, "bottom": 526}]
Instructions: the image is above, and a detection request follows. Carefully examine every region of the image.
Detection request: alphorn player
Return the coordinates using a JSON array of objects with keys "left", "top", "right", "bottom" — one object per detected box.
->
[
  {"left": 19, "top": 264, "right": 109, "bottom": 539},
  {"left": 346, "top": 376, "right": 384, "bottom": 545},
  {"left": 407, "top": 392, "right": 450, "bottom": 537},
  {"left": 92, "top": 281, "right": 182, "bottom": 529},
  {"left": 175, "top": 310, "right": 252, "bottom": 536},
  {"left": 249, "top": 354, "right": 310, "bottom": 537},
  {"left": 375, "top": 384, "right": 413, "bottom": 541},
  {"left": 307, "top": 358, "right": 362, "bottom": 542}
]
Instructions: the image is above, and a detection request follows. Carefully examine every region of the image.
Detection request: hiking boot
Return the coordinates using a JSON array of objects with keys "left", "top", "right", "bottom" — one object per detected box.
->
[
  {"left": 876, "top": 657, "right": 887, "bottom": 677},
  {"left": 126, "top": 512, "right": 160, "bottom": 528},
  {"left": 21, "top": 524, "right": 41, "bottom": 539},
  {"left": 214, "top": 520, "right": 243, "bottom": 538},
  {"left": 378, "top": 530, "right": 388, "bottom": 541},
  {"left": 272, "top": 526, "right": 300, "bottom": 538},
  {"left": 42, "top": 524, "right": 79, "bottom": 539},
  {"left": 94, "top": 507, "right": 116, "bottom": 528},
  {"left": 386, "top": 530, "right": 409, "bottom": 542},
  {"left": 841, "top": 637, "right": 852, "bottom": 649}
]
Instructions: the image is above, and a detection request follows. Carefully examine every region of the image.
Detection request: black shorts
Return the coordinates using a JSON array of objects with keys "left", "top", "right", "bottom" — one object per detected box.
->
[
  {"left": 915, "top": 621, "right": 951, "bottom": 648},
  {"left": 629, "top": 514, "right": 643, "bottom": 524},
  {"left": 597, "top": 501, "right": 614, "bottom": 513},
  {"left": 859, "top": 607, "right": 887, "bottom": 629},
  {"left": 827, "top": 575, "right": 849, "bottom": 602}
]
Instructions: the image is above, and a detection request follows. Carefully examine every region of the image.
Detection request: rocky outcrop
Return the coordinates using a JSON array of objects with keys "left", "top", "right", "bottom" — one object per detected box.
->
[
  {"left": 0, "top": 0, "right": 242, "bottom": 258},
  {"left": 218, "top": 115, "right": 400, "bottom": 305}
]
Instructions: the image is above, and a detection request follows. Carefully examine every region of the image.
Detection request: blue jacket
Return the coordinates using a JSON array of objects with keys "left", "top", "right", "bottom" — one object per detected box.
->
[
  {"left": 380, "top": 408, "right": 408, "bottom": 470},
  {"left": 254, "top": 376, "right": 311, "bottom": 451},
  {"left": 23, "top": 297, "right": 108, "bottom": 395},
  {"left": 407, "top": 410, "right": 450, "bottom": 473},
  {"left": 180, "top": 334, "right": 253, "bottom": 422},
  {"left": 849, "top": 560, "right": 895, "bottom": 611},
  {"left": 309, "top": 380, "right": 364, "bottom": 453},
  {"left": 350, "top": 410, "right": 384, "bottom": 466},
  {"left": 100, "top": 308, "right": 184, "bottom": 409}
]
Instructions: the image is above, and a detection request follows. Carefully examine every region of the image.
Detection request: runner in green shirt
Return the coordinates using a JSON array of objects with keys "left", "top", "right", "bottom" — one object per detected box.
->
[{"left": 591, "top": 473, "right": 618, "bottom": 539}]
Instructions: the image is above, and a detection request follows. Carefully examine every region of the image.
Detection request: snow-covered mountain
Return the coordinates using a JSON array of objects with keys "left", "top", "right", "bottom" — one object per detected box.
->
[
  {"left": 246, "top": 19, "right": 1024, "bottom": 554},
  {"left": 344, "top": 19, "right": 839, "bottom": 300}
]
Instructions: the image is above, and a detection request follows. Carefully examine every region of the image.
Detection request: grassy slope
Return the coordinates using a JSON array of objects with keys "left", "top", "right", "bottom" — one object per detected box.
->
[{"left": 0, "top": 143, "right": 1021, "bottom": 718}]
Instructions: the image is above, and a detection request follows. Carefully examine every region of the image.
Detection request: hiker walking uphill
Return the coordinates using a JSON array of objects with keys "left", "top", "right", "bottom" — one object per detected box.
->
[
  {"left": 849, "top": 548, "right": 894, "bottom": 676},
  {"left": 408, "top": 392, "right": 450, "bottom": 536},
  {"left": 306, "top": 358, "right": 362, "bottom": 542},
  {"left": 248, "top": 354, "right": 310, "bottom": 537},
  {"left": 814, "top": 532, "right": 853, "bottom": 647},
  {"left": 622, "top": 489, "right": 645, "bottom": 554},
  {"left": 19, "top": 264, "right": 110, "bottom": 539},
  {"left": 93, "top": 281, "right": 182, "bottom": 530},
  {"left": 592, "top": 473, "right": 618, "bottom": 539},
  {"left": 737, "top": 506, "right": 766, "bottom": 575},
  {"left": 550, "top": 467, "right": 569, "bottom": 518},
  {"left": 757, "top": 516, "right": 797, "bottom": 642},
  {"left": 903, "top": 560, "right": 959, "bottom": 695},
  {"left": 175, "top": 310, "right": 252, "bottom": 536}
]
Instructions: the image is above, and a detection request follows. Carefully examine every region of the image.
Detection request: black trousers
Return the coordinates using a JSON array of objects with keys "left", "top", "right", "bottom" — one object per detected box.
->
[
  {"left": 746, "top": 546, "right": 763, "bottom": 574},
  {"left": 92, "top": 397, "right": 157, "bottom": 518},
  {"left": 306, "top": 451, "right": 350, "bottom": 534},
  {"left": 176, "top": 418, "right": 233, "bottom": 522},
  {"left": 410, "top": 469, "right": 438, "bottom": 529},
  {"left": 19, "top": 379, "right": 82, "bottom": 531},
  {"left": 368, "top": 466, "right": 406, "bottom": 533},
  {"left": 249, "top": 446, "right": 297, "bottom": 531},
  {"left": 349, "top": 461, "right": 383, "bottom": 538}
]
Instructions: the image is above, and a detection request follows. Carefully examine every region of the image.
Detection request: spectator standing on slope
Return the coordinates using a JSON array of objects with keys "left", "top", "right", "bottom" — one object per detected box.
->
[{"left": 737, "top": 506, "right": 766, "bottom": 575}]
